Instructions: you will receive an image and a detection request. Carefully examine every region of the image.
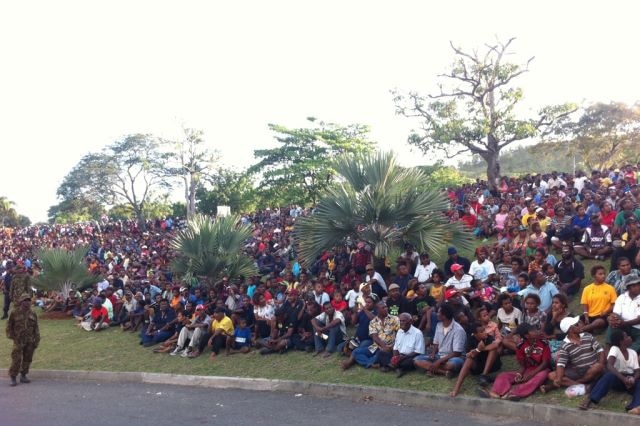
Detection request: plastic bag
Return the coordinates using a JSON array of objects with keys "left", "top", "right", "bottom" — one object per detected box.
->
[{"left": 565, "top": 384, "right": 586, "bottom": 397}]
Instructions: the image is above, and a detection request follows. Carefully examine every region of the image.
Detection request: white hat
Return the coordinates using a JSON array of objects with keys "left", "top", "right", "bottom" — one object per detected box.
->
[{"left": 560, "top": 316, "right": 580, "bottom": 333}]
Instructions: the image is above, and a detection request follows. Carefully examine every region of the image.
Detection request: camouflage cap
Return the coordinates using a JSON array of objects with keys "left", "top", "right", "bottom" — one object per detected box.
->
[{"left": 19, "top": 293, "right": 31, "bottom": 302}]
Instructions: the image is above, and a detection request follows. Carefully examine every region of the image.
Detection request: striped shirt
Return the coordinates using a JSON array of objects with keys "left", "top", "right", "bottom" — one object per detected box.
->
[{"left": 556, "top": 333, "right": 603, "bottom": 369}]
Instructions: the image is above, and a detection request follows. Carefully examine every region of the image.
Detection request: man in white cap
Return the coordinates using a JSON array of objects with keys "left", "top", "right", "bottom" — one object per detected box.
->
[{"left": 543, "top": 316, "right": 605, "bottom": 392}]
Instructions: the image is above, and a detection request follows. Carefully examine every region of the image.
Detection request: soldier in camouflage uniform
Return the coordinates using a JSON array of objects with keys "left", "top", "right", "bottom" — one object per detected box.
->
[
  {"left": 6, "top": 293, "right": 40, "bottom": 386},
  {"left": 9, "top": 266, "right": 31, "bottom": 306}
]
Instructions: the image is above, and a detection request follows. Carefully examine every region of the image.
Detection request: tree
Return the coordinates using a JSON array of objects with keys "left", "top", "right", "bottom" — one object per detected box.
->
[
  {"left": 0, "top": 196, "right": 31, "bottom": 228},
  {"left": 57, "top": 134, "right": 171, "bottom": 229},
  {"left": 294, "top": 151, "right": 472, "bottom": 266},
  {"left": 393, "top": 38, "right": 575, "bottom": 190},
  {"left": 196, "top": 168, "right": 257, "bottom": 215},
  {"left": 542, "top": 102, "right": 640, "bottom": 171},
  {"left": 249, "top": 118, "right": 376, "bottom": 205},
  {"left": 34, "top": 246, "right": 100, "bottom": 297},
  {"left": 164, "top": 127, "right": 219, "bottom": 219},
  {"left": 419, "top": 164, "right": 473, "bottom": 190},
  {"left": 48, "top": 197, "right": 104, "bottom": 224},
  {"left": 170, "top": 214, "right": 256, "bottom": 286}
]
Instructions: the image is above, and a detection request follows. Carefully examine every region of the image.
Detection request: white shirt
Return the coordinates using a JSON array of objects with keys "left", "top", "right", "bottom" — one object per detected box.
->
[
  {"left": 613, "top": 292, "right": 640, "bottom": 330},
  {"left": 366, "top": 271, "right": 387, "bottom": 292},
  {"left": 445, "top": 274, "right": 473, "bottom": 290},
  {"left": 469, "top": 260, "right": 496, "bottom": 282},
  {"left": 608, "top": 345, "right": 639, "bottom": 375},
  {"left": 393, "top": 325, "right": 425, "bottom": 355},
  {"left": 414, "top": 262, "right": 437, "bottom": 283},
  {"left": 315, "top": 310, "right": 347, "bottom": 336},
  {"left": 574, "top": 176, "right": 588, "bottom": 194},
  {"left": 345, "top": 289, "right": 361, "bottom": 309}
]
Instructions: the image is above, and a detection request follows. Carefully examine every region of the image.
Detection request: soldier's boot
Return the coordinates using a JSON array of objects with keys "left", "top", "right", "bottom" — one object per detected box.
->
[
  {"left": 10, "top": 376, "right": 17, "bottom": 386},
  {"left": 0, "top": 314, "right": 7, "bottom": 320},
  {"left": 20, "top": 374, "right": 30, "bottom": 384}
]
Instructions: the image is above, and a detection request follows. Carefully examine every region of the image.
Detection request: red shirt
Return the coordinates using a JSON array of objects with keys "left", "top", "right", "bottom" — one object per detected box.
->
[
  {"left": 331, "top": 299, "right": 348, "bottom": 312},
  {"left": 91, "top": 306, "right": 110, "bottom": 323},
  {"left": 601, "top": 210, "right": 616, "bottom": 228}
]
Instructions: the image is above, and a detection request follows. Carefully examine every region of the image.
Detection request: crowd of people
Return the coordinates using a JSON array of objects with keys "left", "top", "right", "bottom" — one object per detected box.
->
[{"left": 2, "top": 164, "right": 640, "bottom": 414}]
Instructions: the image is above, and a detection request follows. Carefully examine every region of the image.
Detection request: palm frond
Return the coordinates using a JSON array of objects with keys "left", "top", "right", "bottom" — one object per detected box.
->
[
  {"left": 171, "top": 214, "right": 256, "bottom": 283},
  {"left": 34, "top": 246, "right": 100, "bottom": 295},
  {"left": 295, "top": 151, "right": 473, "bottom": 265}
]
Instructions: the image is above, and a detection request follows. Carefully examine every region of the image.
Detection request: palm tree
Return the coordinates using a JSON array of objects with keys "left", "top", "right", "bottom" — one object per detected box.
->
[
  {"left": 295, "top": 151, "right": 472, "bottom": 266},
  {"left": 170, "top": 214, "right": 256, "bottom": 286},
  {"left": 35, "top": 246, "right": 99, "bottom": 298}
]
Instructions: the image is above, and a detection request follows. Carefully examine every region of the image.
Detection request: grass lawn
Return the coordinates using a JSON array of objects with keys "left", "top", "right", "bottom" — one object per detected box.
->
[{"left": 0, "top": 290, "right": 633, "bottom": 414}]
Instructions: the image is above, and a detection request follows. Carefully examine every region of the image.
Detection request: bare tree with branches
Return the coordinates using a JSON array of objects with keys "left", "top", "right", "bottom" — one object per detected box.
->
[{"left": 393, "top": 37, "right": 575, "bottom": 190}]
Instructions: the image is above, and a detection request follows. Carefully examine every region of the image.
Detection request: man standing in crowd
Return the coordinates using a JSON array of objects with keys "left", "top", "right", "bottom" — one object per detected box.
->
[{"left": 6, "top": 293, "right": 39, "bottom": 386}]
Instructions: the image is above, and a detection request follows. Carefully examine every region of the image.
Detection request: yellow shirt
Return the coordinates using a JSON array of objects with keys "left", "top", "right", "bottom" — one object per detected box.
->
[
  {"left": 580, "top": 282, "right": 617, "bottom": 317},
  {"left": 521, "top": 212, "right": 536, "bottom": 227},
  {"left": 537, "top": 217, "right": 551, "bottom": 232},
  {"left": 211, "top": 315, "right": 234, "bottom": 335},
  {"left": 429, "top": 284, "right": 444, "bottom": 303}
]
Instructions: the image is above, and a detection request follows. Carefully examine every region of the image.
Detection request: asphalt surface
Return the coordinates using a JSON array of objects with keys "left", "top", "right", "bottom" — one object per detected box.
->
[{"left": 0, "top": 378, "right": 544, "bottom": 426}]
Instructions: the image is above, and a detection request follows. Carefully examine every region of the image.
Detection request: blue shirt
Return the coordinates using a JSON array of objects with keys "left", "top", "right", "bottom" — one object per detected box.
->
[
  {"left": 355, "top": 309, "right": 374, "bottom": 341},
  {"left": 233, "top": 327, "right": 252, "bottom": 347},
  {"left": 518, "top": 282, "right": 559, "bottom": 312}
]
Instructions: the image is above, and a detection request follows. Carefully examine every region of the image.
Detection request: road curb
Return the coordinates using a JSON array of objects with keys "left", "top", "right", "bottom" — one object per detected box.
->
[{"left": 32, "top": 369, "right": 637, "bottom": 426}]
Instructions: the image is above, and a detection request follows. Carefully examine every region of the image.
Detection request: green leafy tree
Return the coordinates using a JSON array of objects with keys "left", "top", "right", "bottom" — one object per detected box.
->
[
  {"left": 170, "top": 214, "right": 256, "bottom": 286},
  {"left": 543, "top": 102, "right": 640, "bottom": 171},
  {"left": 108, "top": 197, "right": 174, "bottom": 221},
  {"left": 48, "top": 197, "right": 104, "bottom": 224},
  {"left": 164, "top": 127, "right": 219, "bottom": 219},
  {"left": 419, "top": 164, "right": 473, "bottom": 190},
  {"left": 0, "top": 196, "right": 31, "bottom": 227},
  {"left": 295, "top": 151, "right": 472, "bottom": 266},
  {"left": 393, "top": 38, "right": 575, "bottom": 190},
  {"left": 34, "top": 246, "right": 100, "bottom": 297},
  {"left": 57, "top": 134, "right": 171, "bottom": 228},
  {"left": 197, "top": 168, "right": 257, "bottom": 215},
  {"left": 249, "top": 118, "right": 376, "bottom": 205}
]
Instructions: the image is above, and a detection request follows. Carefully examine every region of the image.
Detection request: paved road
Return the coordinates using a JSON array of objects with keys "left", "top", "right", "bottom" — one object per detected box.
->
[{"left": 0, "top": 379, "right": 543, "bottom": 426}]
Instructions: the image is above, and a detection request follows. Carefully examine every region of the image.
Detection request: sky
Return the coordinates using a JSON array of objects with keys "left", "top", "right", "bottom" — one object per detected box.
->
[{"left": 1, "top": 1, "right": 639, "bottom": 222}]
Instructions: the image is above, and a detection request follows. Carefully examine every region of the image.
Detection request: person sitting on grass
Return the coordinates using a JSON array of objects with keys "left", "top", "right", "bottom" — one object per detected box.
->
[
  {"left": 198, "top": 308, "right": 235, "bottom": 360},
  {"left": 226, "top": 317, "right": 252, "bottom": 355},
  {"left": 478, "top": 323, "right": 551, "bottom": 401},
  {"left": 580, "top": 265, "right": 617, "bottom": 334},
  {"left": 170, "top": 304, "right": 211, "bottom": 357},
  {"left": 450, "top": 321, "right": 502, "bottom": 397},
  {"left": 341, "top": 296, "right": 376, "bottom": 370},
  {"left": 257, "top": 290, "right": 304, "bottom": 355},
  {"left": 390, "top": 313, "right": 425, "bottom": 378},
  {"left": 574, "top": 213, "right": 613, "bottom": 261},
  {"left": 154, "top": 309, "right": 189, "bottom": 353},
  {"left": 606, "top": 274, "right": 640, "bottom": 352},
  {"left": 541, "top": 316, "right": 605, "bottom": 394},
  {"left": 496, "top": 293, "right": 523, "bottom": 353},
  {"left": 543, "top": 293, "right": 571, "bottom": 357},
  {"left": 140, "top": 299, "right": 177, "bottom": 347},
  {"left": 80, "top": 298, "right": 109, "bottom": 331},
  {"left": 521, "top": 293, "right": 547, "bottom": 331},
  {"left": 414, "top": 304, "right": 466, "bottom": 378},
  {"left": 580, "top": 329, "right": 640, "bottom": 414},
  {"left": 311, "top": 301, "right": 346, "bottom": 357},
  {"left": 348, "top": 302, "right": 399, "bottom": 370}
]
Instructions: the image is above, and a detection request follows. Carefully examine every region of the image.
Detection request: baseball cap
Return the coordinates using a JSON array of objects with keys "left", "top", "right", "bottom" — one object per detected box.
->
[
  {"left": 388, "top": 283, "right": 400, "bottom": 291},
  {"left": 19, "top": 293, "right": 31, "bottom": 302},
  {"left": 447, "top": 247, "right": 457, "bottom": 255},
  {"left": 560, "top": 316, "right": 580, "bottom": 333},
  {"left": 288, "top": 289, "right": 299, "bottom": 297},
  {"left": 450, "top": 263, "right": 463, "bottom": 273},
  {"left": 195, "top": 304, "right": 205, "bottom": 311},
  {"left": 359, "top": 282, "right": 370, "bottom": 291}
]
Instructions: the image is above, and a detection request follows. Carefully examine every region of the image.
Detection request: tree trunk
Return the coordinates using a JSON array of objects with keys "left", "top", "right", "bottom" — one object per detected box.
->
[
  {"left": 188, "top": 173, "right": 197, "bottom": 218},
  {"left": 483, "top": 152, "right": 501, "bottom": 191}
]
